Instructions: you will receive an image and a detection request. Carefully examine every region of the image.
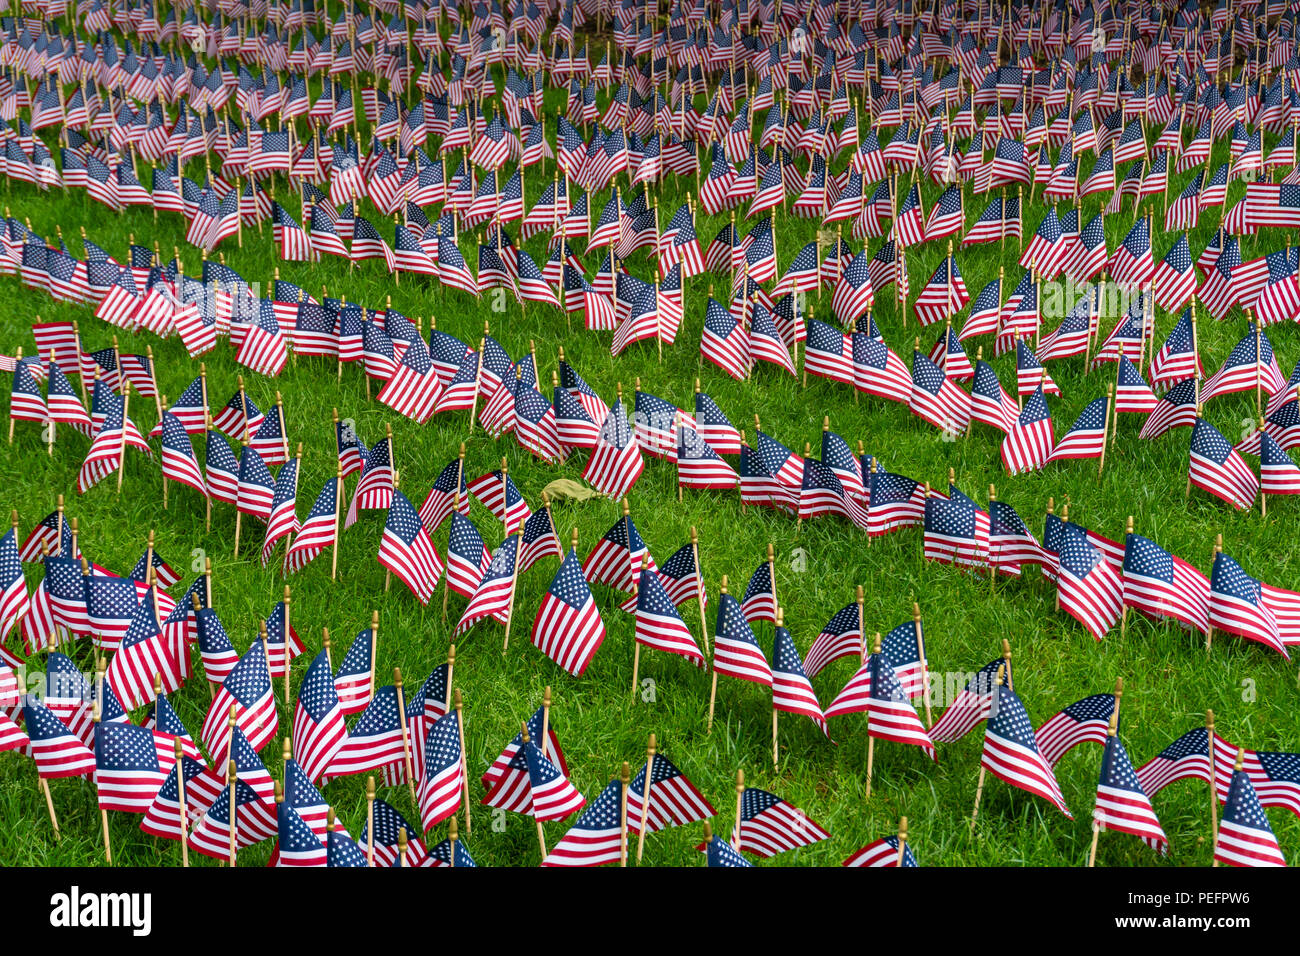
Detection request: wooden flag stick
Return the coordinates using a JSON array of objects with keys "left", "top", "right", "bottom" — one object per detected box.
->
[
  {"left": 540, "top": 686, "right": 553, "bottom": 761},
  {"left": 174, "top": 737, "right": 188, "bottom": 866},
  {"left": 93, "top": 700, "right": 112, "bottom": 863},
  {"left": 732, "top": 769, "right": 745, "bottom": 850},
  {"left": 521, "top": 722, "right": 547, "bottom": 859},
  {"left": 447, "top": 816, "right": 459, "bottom": 868},
  {"left": 227, "top": 759, "right": 238, "bottom": 867},
  {"left": 455, "top": 689, "right": 471, "bottom": 837},
  {"left": 772, "top": 607, "right": 783, "bottom": 769},
  {"left": 691, "top": 527, "right": 709, "bottom": 655},
  {"left": 501, "top": 516, "right": 524, "bottom": 655},
  {"left": 630, "top": 554, "right": 650, "bottom": 697},
  {"left": 897, "top": 816, "right": 909, "bottom": 867},
  {"left": 635, "top": 733, "right": 657, "bottom": 863},
  {"left": 116, "top": 381, "right": 132, "bottom": 493},
  {"left": 707, "top": 574, "right": 727, "bottom": 734},
  {"left": 282, "top": 586, "right": 292, "bottom": 701},
  {"left": 1206, "top": 534, "right": 1223, "bottom": 651},
  {"left": 1207, "top": 709, "right": 1218, "bottom": 847},
  {"left": 914, "top": 601, "right": 933, "bottom": 725},
  {"left": 331, "top": 461, "right": 343, "bottom": 580},
  {"left": 393, "top": 668, "right": 418, "bottom": 806},
  {"left": 866, "top": 630, "right": 882, "bottom": 798},
  {"left": 619, "top": 761, "right": 631, "bottom": 867},
  {"left": 970, "top": 663, "right": 1007, "bottom": 833},
  {"left": 366, "top": 776, "right": 376, "bottom": 867}
]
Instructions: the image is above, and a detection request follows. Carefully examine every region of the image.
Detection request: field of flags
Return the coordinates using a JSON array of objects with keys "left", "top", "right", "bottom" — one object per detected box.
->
[{"left": 0, "top": 0, "right": 1299, "bottom": 869}]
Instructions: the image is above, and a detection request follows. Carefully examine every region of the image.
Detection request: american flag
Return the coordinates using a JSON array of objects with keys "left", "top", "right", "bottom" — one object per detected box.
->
[
  {"left": 417, "top": 709, "right": 464, "bottom": 832},
  {"left": 1092, "top": 730, "right": 1168, "bottom": 854},
  {"left": 1215, "top": 766, "right": 1287, "bottom": 867},
  {"left": 1209, "top": 551, "right": 1290, "bottom": 657},
  {"left": 484, "top": 734, "right": 585, "bottom": 822},
  {"left": 1259, "top": 433, "right": 1300, "bottom": 495},
  {"left": 910, "top": 349, "right": 970, "bottom": 433},
  {"left": 734, "top": 787, "right": 830, "bottom": 858},
  {"left": 981, "top": 681, "right": 1071, "bottom": 818},
  {"left": 1189, "top": 418, "right": 1259, "bottom": 511},
  {"left": 928, "top": 657, "right": 1010, "bottom": 743},
  {"left": 1122, "top": 534, "right": 1210, "bottom": 634},
  {"left": 843, "top": 833, "right": 919, "bottom": 867},
  {"left": 1047, "top": 396, "right": 1109, "bottom": 462},
  {"left": 445, "top": 512, "right": 491, "bottom": 599},
  {"left": 284, "top": 477, "right": 340, "bottom": 574},
  {"left": 454, "top": 534, "right": 519, "bottom": 637},
  {"left": 1057, "top": 522, "right": 1125, "bottom": 642},
  {"left": 700, "top": 296, "right": 751, "bottom": 380},
  {"left": 94, "top": 720, "right": 174, "bottom": 813},
  {"left": 326, "top": 685, "right": 406, "bottom": 779},
  {"left": 1001, "top": 386, "right": 1055, "bottom": 475},
  {"left": 359, "top": 798, "right": 429, "bottom": 868},
  {"left": 830, "top": 250, "right": 875, "bottom": 325},
  {"left": 772, "top": 622, "right": 828, "bottom": 737},
  {"left": 1036, "top": 693, "right": 1117, "bottom": 767},
  {"left": 531, "top": 545, "right": 606, "bottom": 677},
  {"left": 276, "top": 800, "right": 327, "bottom": 867},
  {"left": 291, "top": 650, "right": 347, "bottom": 784},
  {"left": 543, "top": 776, "right": 626, "bottom": 867},
  {"left": 1153, "top": 234, "right": 1197, "bottom": 311},
  {"left": 626, "top": 750, "right": 715, "bottom": 835},
  {"left": 200, "top": 640, "right": 277, "bottom": 764},
  {"left": 105, "top": 588, "right": 182, "bottom": 709},
  {"left": 633, "top": 562, "right": 705, "bottom": 666},
  {"left": 377, "top": 339, "right": 442, "bottom": 424},
  {"left": 378, "top": 490, "right": 442, "bottom": 604},
  {"left": 0, "top": 528, "right": 28, "bottom": 641},
  {"left": 582, "top": 400, "right": 645, "bottom": 500},
  {"left": 418, "top": 458, "right": 470, "bottom": 532},
  {"left": 23, "top": 697, "right": 96, "bottom": 778}
]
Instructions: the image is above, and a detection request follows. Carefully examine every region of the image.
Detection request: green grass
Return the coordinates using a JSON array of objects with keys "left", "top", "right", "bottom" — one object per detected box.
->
[{"left": 2, "top": 117, "right": 1299, "bottom": 868}]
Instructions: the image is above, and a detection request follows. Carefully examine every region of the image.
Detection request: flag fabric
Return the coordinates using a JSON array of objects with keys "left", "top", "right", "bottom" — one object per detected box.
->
[
  {"left": 378, "top": 490, "right": 443, "bottom": 603},
  {"left": 734, "top": 787, "right": 830, "bottom": 858},
  {"left": 1215, "top": 767, "right": 1287, "bottom": 867},
  {"left": 1189, "top": 418, "right": 1259, "bottom": 511},
  {"left": 542, "top": 776, "right": 626, "bottom": 867},
  {"left": 1094, "top": 732, "right": 1168, "bottom": 854},
  {"left": 532, "top": 545, "right": 606, "bottom": 677},
  {"left": 843, "top": 834, "right": 919, "bottom": 867},
  {"left": 981, "top": 682, "right": 1072, "bottom": 818},
  {"left": 771, "top": 623, "right": 828, "bottom": 737},
  {"left": 416, "top": 709, "right": 464, "bottom": 831},
  {"left": 1036, "top": 694, "right": 1118, "bottom": 767},
  {"left": 1057, "top": 522, "right": 1125, "bottom": 642},
  {"left": 292, "top": 650, "right": 347, "bottom": 783}
]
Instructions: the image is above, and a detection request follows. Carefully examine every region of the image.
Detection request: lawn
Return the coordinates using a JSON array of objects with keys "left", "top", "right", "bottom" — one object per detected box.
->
[{"left": 1, "top": 89, "right": 1298, "bottom": 867}]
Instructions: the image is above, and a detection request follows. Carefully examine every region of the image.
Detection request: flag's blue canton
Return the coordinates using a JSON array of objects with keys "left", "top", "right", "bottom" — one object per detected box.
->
[
  {"left": 772, "top": 626, "right": 808, "bottom": 677},
  {"left": 278, "top": 800, "right": 324, "bottom": 854},
  {"left": 1211, "top": 552, "right": 1263, "bottom": 606},
  {"left": 328, "top": 829, "right": 369, "bottom": 866},
  {"left": 869, "top": 653, "right": 910, "bottom": 704},
  {"left": 927, "top": 496, "right": 976, "bottom": 538},
  {"left": 350, "top": 685, "right": 401, "bottom": 738},
  {"left": 121, "top": 587, "right": 162, "bottom": 646},
  {"left": 743, "top": 561, "right": 772, "bottom": 603},
  {"left": 25, "top": 698, "right": 79, "bottom": 741},
  {"left": 637, "top": 567, "right": 680, "bottom": 617},
  {"left": 821, "top": 604, "right": 859, "bottom": 636},
  {"left": 95, "top": 721, "right": 160, "bottom": 770},
  {"left": 386, "top": 491, "right": 424, "bottom": 545},
  {"left": 1059, "top": 694, "right": 1116, "bottom": 726},
  {"left": 225, "top": 641, "right": 271, "bottom": 705},
  {"left": 423, "top": 710, "right": 461, "bottom": 774},
  {"left": 1059, "top": 523, "right": 1104, "bottom": 577},
  {"left": 988, "top": 684, "right": 1041, "bottom": 751},
  {"left": 448, "top": 512, "right": 485, "bottom": 561},
  {"left": 44, "top": 556, "right": 85, "bottom": 605},
  {"left": 707, "top": 836, "right": 753, "bottom": 866},
  {"left": 741, "top": 786, "right": 783, "bottom": 820},
  {"left": 524, "top": 738, "right": 566, "bottom": 787},
  {"left": 548, "top": 550, "right": 593, "bottom": 610},
  {"left": 1019, "top": 387, "right": 1050, "bottom": 425},
  {"left": 298, "top": 651, "right": 338, "bottom": 722},
  {"left": 336, "top": 630, "right": 373, "bottom": 681},
  {"left": 1164, "top": 235, "right": 1192, "bottom": 273},
  {"left": 660, "top": 543, "right": 696, "bottom": 582},
  {"left": 1222, "top": 772, "right": 1276, "bottom": 835},
  {"left": 86, "top": 575, "right": 139, "bottom": 622},
  {"left": 362, "top": 798, "right": 418, "bottom": 849},
  {"left": 1124, "top": 535, "right": 1174, "bottom": 583},
  {"left": 911, "top": 351, "right": 949, "bottom": 396},
  {"left": 1191, "top": 418, "right": 1234, "bottom": 465},
  {"left": 1099, "top": 735, "right": 1145, "bottom": 794}
]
